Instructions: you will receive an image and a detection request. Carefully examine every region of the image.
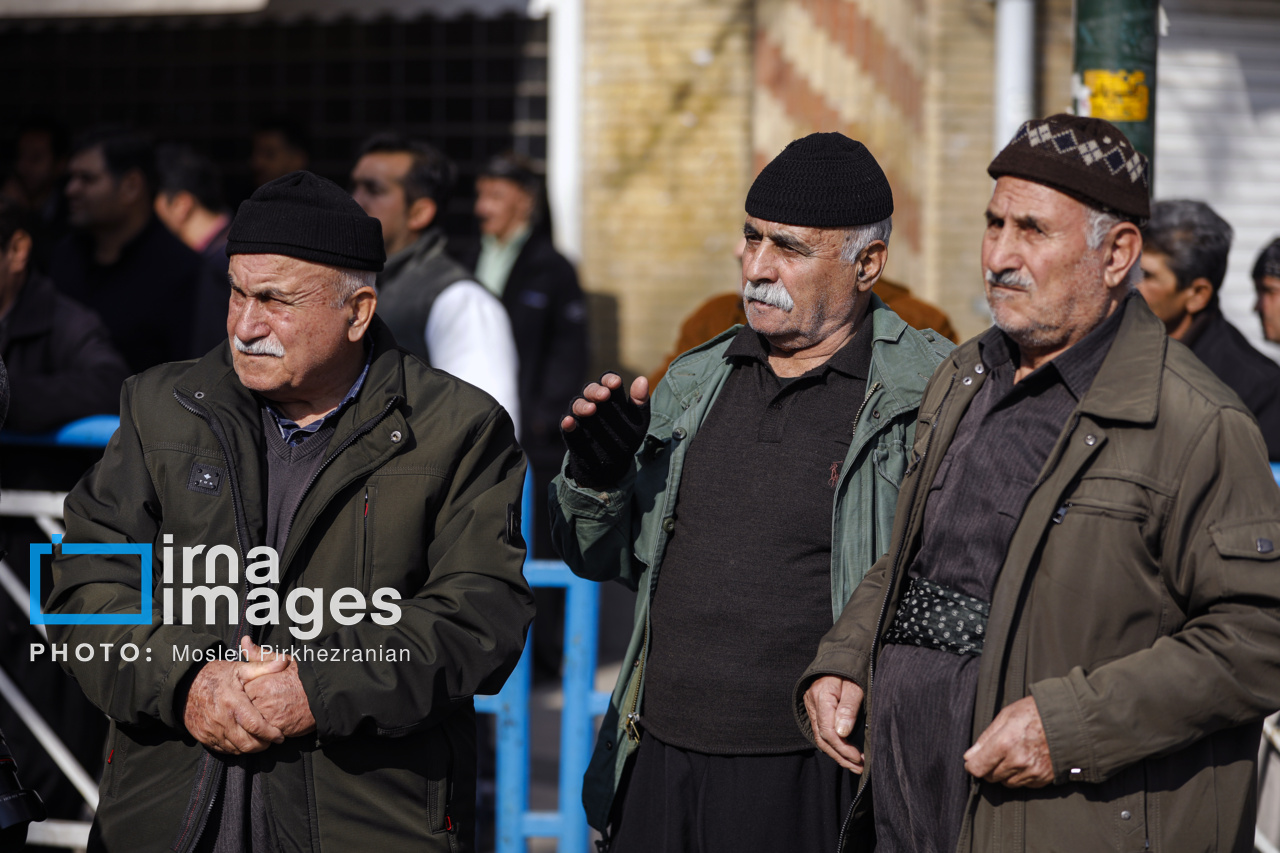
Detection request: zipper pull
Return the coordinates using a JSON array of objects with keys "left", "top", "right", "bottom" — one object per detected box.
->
[
  {"left": 444, "top": 810, "right": 454, "bottom": 833},
  {"left": 1052, "top": 503, "right": 1070, "bottom": 524},
  {"left": 625, "top": 712, "right": 642, "bottom": 742}
]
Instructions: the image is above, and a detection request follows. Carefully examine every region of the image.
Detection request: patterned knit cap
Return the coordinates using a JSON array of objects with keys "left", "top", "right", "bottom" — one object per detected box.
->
[
  {"left": 746, "top": 133, "right": 893, "bottom": 228},
  {"left": 988, "top": 114, "right": 1150, "bottom": 220},
  {"left": 227, "top": 170, "right": 385, "bottom": 271}
]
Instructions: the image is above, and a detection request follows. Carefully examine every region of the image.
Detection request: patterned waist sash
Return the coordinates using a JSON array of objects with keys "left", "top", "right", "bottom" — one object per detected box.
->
[{"left": 882, "top": 577, "right": 989, "bottom": 656}]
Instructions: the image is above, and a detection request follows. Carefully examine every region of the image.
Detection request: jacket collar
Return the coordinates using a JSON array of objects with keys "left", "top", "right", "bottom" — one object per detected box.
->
[
  {"left": 949, "top": 293, "right": 1165, "bottom": 426},
  {"left": 1075, "top": 294, "right": 1164, "bottom": 424}
]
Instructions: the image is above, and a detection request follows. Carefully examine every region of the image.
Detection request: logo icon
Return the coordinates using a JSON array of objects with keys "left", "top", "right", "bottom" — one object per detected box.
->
[{"left": 30, "top": 535, "right": 153, "bottom": 625}]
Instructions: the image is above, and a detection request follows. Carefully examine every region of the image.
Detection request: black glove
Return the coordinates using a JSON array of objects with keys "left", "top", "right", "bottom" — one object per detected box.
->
[{"left": 562, "top": 376, "right": 650, "bottom": 490}]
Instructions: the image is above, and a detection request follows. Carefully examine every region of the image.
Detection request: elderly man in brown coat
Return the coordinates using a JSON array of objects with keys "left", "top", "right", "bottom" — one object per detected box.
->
[{"left": 799, "top": 114, "right": 1280, "bottom": 853}]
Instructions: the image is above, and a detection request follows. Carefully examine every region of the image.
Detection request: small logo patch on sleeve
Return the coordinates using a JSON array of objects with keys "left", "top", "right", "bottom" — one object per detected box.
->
[{"left": 187, "top": 462, "right": 224, "bottom": 496}]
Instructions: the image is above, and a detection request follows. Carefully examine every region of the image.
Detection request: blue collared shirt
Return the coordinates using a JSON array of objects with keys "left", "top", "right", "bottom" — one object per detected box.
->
[{"left": 264, "top": 351, "right": 373, "bottom": 446}]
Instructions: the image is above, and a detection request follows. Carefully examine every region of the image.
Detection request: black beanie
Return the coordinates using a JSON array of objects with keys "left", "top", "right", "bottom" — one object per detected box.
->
[
  {"left": 746, "top": 133, "right": 893, "bottom": 228},
  {"left": 227, "top": 171, "right": 386, "bottom": 271}
]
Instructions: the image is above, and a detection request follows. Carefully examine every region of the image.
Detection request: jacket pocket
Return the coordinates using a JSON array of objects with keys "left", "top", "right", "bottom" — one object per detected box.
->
[
  {"left": 1054, "top": 496, "right": 1149, "bottom": 524},
  {"left": 425, "top": 726, "right": 458, "bottom": 843},
  {"left": 871, "top": 438, "right": 908, "bottom": 489}
]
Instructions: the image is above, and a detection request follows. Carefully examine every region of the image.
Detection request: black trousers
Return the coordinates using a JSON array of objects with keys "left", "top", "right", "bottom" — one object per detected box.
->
[{"left": 611, "top": 734, "right": 857, "bottom": 853}]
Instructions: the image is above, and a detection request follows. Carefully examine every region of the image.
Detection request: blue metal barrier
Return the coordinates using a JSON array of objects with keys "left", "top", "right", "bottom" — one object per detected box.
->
[
  {"left": 0, "top": 415, "right": 120, "bottom": 447},
  {"left": 475, "top": 471, "right": 611, "bottom": 853}
]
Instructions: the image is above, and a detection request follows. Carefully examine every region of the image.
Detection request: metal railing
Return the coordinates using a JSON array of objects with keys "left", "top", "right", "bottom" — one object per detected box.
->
[{"left": 475, "top": 471, "right": 611, "bottom": 853}]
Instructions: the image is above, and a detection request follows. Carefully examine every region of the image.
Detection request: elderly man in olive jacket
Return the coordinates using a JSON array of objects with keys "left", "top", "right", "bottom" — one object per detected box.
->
[
  {"left": 800, "top": 114, "right": 1280, "bottom": 853},
  {"left": 46, "top": 172, "right": 533, "bottom": 852}
]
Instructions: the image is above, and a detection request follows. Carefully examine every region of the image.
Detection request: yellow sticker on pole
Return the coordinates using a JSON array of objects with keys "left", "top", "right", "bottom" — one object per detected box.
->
[{"left": 1083, "top": 70, "right": 1150, "bottom": 122}]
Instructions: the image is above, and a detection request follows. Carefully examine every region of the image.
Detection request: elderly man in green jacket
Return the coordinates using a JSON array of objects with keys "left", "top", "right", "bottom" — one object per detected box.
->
[
  {"left": 801, "top": 114, "right": 1280, "bottom": 853},
  {"left": 46, "top": 171, "right": 533, "bottom": 852},
  {"left": 550, "top": 133, "right": 951, "bottom": 851}
]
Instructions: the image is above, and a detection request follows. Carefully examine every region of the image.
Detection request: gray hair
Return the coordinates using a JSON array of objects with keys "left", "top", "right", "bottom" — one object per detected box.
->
[
  {"left": 839, "top": 216, "right": 893, "bottom": 266},
  {"left": 330, "top": 268, "right": 377, "bottom": 308},
  {"left": 1084, "top": 207, "right": 1142, "bottom": 290}
]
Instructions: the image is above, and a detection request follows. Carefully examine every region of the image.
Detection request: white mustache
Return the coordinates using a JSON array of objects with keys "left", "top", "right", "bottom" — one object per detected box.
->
[
  {"left": 743, "top": 280, "right": 795, "bottom": 312},
  {"left": 985, "top": 268, "right": 1034, "bottom": 291},
  {"left": 233, "top": 335, "right": 285, "bottom": 357}
]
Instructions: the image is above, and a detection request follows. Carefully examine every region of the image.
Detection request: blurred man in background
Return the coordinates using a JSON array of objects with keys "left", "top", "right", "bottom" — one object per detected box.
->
[
  {"left": 466, "top": 153, "right": 587, "bottom": 558},
  {"left": 1254, "top": 237, "right": 1280, "bottom": 347},
  {"left": 2, "top": 116, "right": 71, "bottom": 273},
  {"left": 154, "top": 143, "right": 236, "bottom": 354},
  {"left": 50, "top": 126, "right": 211, "bottom": 372},
  {"left": 155, "top": 143, "right": 232, "bottom": 276},
  {"left": 1139, "top": 200, "right": 1280, "bottom": 460},
  {"left": 250, "top": 117, "right": 310, "bottom": 188},
  {"left": 351, "top": 133, "right": 519, "bottom": 426}
]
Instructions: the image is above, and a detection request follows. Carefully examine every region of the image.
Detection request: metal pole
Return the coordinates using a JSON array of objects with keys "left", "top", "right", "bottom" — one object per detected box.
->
[
  {"left": 994, "top": 0, "right": 1037, "bottom": 154},
  {"left": 1072, "top": 0, "right": 1159, "bottom": 166}
]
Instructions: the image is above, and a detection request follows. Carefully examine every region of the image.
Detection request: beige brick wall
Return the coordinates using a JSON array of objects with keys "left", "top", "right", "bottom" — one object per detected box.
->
[
  {"left": 752, "top": 0, "right": 929, "bottom": 293},
  {"left": 920, "top": 0, "right": 996, "bottom": 340},
  {"left": 579, "top": 0, "right": 754, "bottom": 378}
]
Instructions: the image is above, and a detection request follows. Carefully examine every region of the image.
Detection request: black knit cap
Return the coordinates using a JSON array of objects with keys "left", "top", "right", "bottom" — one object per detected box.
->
[
  {"left": 746, "top": 133, "right": 893, "bottom": 228},
  {"left": 227, "top": 170, "right": 385, "bottom": 271},
  {"left": 989, "top": 114, "right": 1151, "bottom": 220}
]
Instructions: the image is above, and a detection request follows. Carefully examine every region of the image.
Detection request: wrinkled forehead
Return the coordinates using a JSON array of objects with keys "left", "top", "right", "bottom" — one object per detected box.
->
[
  {"left": 742, "top": 215, "right": 841, "bottom": 250},
  {"left": 986, "top": 176, "right": 1092, "bottom": 227}
]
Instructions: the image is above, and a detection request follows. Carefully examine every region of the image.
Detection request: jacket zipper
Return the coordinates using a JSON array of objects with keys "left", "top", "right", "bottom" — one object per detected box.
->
[
  {"left": 168, "top": 390, "right": 397, "bottom": 852},
  {"left": 624, "top": 621, "right": 649, "bottom": 742},
  {"left": 171, "top": 390, "right": 258, "bottom": 853},
  {"left": 849, "top": 382, "right": 883, "bottom": 442},
  {"left": 836, "top": 371, "right": 957, "bottom": 853}
]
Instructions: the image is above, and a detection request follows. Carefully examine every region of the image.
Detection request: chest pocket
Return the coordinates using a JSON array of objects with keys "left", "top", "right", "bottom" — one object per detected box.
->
[
  {"left": 1211, "top": 519, "right": 1280, "bottom": 597},
  {"left": 631, "top": 423, "right": 679, "bottom": 570},
  {"left": 871, "top": 438, "right": 909, "bottom": 490}
]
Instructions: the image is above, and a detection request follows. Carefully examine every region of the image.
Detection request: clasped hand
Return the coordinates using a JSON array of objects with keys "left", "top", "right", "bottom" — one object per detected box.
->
[{"left": 182, "top": 636, "right": 317, "bottom": 755}]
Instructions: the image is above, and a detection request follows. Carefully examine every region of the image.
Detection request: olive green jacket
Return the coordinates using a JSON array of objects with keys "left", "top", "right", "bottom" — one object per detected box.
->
[
  {"left": 550, "top": 297, "right": 952, "bottom": 832},
  {"left": 47, "top": 319, "right": 534, "bottom": 852},
  {"left": 799, "top": 296, "right": 1280, "bottom": 853}
]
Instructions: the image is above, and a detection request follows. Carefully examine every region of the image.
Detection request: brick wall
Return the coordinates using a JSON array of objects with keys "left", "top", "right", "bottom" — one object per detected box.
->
[
  {"left": 754, "top": 0, "right": 928, "bottom": 290},
  {"left": 579, "top": 0, "right": 754, "bottom": 377}
]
